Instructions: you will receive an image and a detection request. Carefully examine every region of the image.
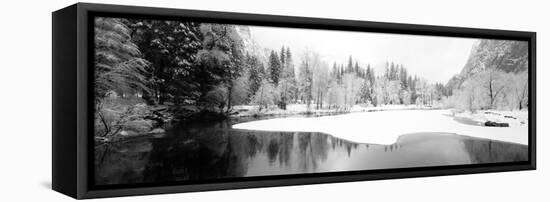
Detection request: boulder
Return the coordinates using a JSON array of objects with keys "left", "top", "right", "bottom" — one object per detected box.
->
[
  {"left": 484, "top": 121, "right": 509, "bottom": 127},
  {"left": 122, "top": 119, "right": 154, "bottom": 133},
  {"left": 148, "top": 128, "right": 165, "bottom": 134}
]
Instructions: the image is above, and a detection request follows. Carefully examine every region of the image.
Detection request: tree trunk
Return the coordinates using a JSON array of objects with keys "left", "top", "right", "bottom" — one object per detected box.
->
[
  {"left": 158, "top": 85, "right": 166, "bottom": 105},
  {"left": 227, "top": 84, "right": 233, "bottom": 113},
  {"left": 320, "top": 91, "right": 323, "bottom": 109}
]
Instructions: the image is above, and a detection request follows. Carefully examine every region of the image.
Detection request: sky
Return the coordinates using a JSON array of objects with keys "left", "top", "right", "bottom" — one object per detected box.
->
[{"left": 248, "top": 25, "right": 477, "bottom": 84}]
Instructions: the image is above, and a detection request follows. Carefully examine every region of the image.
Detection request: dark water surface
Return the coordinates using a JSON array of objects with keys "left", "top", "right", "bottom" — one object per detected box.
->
[{"left": 94, "top": 115, "right": 528, "bottom": 185}]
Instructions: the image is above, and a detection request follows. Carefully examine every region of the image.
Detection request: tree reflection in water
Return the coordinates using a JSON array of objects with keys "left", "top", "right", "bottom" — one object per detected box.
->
[{"left": 95, "top": 123, "right": 528, "bottom": 185}]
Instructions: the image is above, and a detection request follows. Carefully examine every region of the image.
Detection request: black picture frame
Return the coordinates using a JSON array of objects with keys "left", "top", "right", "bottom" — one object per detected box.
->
[{"left": 52, "top": 2, "right": 536, "bottom": 199}]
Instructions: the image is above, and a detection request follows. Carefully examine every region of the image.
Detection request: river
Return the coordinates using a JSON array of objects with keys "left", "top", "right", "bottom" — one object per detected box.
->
[{"left": 94, "top": 113, "right": 528, "bottom": 186}]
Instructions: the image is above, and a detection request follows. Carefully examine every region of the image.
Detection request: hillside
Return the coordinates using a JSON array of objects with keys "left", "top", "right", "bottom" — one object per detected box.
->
[{"left": 447, "top": 39, "right": 528, "bottom": 90}]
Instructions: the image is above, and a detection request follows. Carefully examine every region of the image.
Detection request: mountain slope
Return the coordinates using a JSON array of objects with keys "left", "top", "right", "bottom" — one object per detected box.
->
[{"left": 447, "top": 39, "right": 528, "bottom": 90}]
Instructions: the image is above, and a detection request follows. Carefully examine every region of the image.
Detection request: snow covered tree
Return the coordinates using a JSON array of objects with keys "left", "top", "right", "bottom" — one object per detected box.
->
[
  {"left": 285, "top": 47, "right": 297, "bottom": 103},
  {"left": 268, "top": 50, "right": 282, "bottom": 85},
  {"left": 346, "top": 56, "right": 354, "bottom": 73},
  {"left": 251, "top": 79, "right": 278, "bottom": 111},
  {"left": 477, "top": 68, "right": 508, "bottom": 109},
  {"left": 196, "top": 23, "right": 244, "bottom": 111},
  {"left": 278, "top": 46, "right": 297, "bottom": 109},
  {"left": 342, "top": 73, "right": 362, "bottom": 108},
  {"left": 401, "top": 90, "right": 411, "bottom": 105},
  {"left": 373, "top": 77, "right": 388, "bottom": 106},
  {"left": 312, "top": 61, "right": 330, "bottom": 109},
  {"left": 280, "top": 46, "right": 286, "bottom": 70},
  {"left": 95, "top": 17, "right": 150, "bottom": 99},
  {"left": 387, "top": 80, "right": 401, "bottom": 104},
  {"left": 126, "top": 19, "right": 202, "bottom": 105},
  {"left": 509, "top": 72, "right": 528, "bottom": 110},
  {"left": 244, "top": 54, "right": 264, "bottom": 102},
  {"left": 326, "top": 80, "right": 345, "bottom": 110},
  {"left": 230, "top": 70, "right": 250, "bottom": 106},
  {"left": 456, "top": 76, "right": 485, "bottom": 112},
  {"left": 414, "top": 78, "right": 430, "bottom": 106}
]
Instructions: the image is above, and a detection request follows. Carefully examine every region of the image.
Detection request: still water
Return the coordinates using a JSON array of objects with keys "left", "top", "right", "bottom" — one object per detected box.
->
[{"left": 94, "top": 115, "right": 528, "bottom": 185}]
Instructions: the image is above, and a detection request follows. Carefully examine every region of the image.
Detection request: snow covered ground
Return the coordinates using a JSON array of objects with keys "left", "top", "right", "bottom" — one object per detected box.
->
[
  {"left": 232, "top": 104, "right": 429, "bottom": 117},
  {"left": 233, "top": 109, "right": 528, "bottom": 145}
]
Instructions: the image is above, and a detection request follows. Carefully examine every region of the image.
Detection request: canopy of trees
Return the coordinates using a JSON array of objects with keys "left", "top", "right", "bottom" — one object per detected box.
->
[{"left": 95, "top": 18, "right": 529, "bottom": 120}]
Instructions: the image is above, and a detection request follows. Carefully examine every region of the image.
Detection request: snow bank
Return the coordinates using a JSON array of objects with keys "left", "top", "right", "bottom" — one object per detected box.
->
[
  {"left": 233, "top": 109, "right": 528, "bottom": 145},
  {"left": 232, "top": 104, "right": 430, "bottom": 117},
  {"left": 454, "top": 110, "right": 528, "bottom": 127}
]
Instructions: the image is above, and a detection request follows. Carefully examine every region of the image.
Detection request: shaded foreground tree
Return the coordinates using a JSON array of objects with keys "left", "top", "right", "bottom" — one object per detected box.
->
[
  {"left": 94, "top": 17, "right": 151, "bottom": 138},
  {"left": 95, "top": 17, "right": 150, "bottom": 99},
  {"left": 196, "top": 23, "right": 245, "bottom": 112}
]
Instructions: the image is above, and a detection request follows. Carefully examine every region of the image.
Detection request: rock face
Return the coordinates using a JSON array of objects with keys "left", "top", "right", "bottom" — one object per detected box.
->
[
  {"left": 462, "top": 40, "right": 528, "bottom": 74},
  {"left": 446, "top": 39, "right": 528, "bottom": 90},
  {"left": 234, "top": 25, "right": 270, "bottom": 66}
]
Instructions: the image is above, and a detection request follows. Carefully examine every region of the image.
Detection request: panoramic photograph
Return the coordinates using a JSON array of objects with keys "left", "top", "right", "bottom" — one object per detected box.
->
[{"left": 93, "top": 17, "right": 529, "bottom": 185}]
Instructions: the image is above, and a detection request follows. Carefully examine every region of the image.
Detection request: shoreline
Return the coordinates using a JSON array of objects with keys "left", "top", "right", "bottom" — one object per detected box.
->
[{"left": 230, "top": 104, "right": 437, "bottom": 118}]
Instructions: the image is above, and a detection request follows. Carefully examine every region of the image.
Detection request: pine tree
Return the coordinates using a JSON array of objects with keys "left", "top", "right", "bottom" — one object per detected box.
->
[
  {"left": 284, "top": 47, "right": 297, "bottom": 103},
  {"left": 196, "top": 24, "right": 244, "bottom": 111},
  {"left": 400, "top": 65, "right": 408, "bottom": 90},
  {"left": 285, "top": 47, "right": 294, "bottom": 79},
  {"left": 389, "top": 62, "right": 396, "bottom": 80},
  {"left": 246, "top": 54, "right": 264, "bottom": 102},
  {"left": 280, "top": 46, "right": 286, "bottom": 71},
  {"left": 354, "top": 61, "right": 360, "bottom": 76},
  {"left": 346, "top": 56, "right": 354, "bottom": 73},
  {"left": 268, "top": 50, "right": 282, "bottom": 85},
  {"left": 278, "top": 46, "right": 296, "bottom": 109},
  {"left": 127, "top": 19, "right": 203, "bottom": 104}
]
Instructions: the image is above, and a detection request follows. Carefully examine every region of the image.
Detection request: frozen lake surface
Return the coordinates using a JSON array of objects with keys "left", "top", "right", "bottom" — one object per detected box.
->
[{"left": 233, "top": 109, "right": 528, "bottom": 145}]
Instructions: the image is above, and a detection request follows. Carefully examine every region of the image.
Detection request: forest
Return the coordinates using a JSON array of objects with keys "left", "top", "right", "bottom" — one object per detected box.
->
[{"left": 94, "top": 17, "right": 529, "bottom": 141}]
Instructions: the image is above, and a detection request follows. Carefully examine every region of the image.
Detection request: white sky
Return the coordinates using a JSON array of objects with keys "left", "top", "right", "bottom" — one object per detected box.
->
[{"left": 248, "top": 25, "right": 477, "bottom": 84}]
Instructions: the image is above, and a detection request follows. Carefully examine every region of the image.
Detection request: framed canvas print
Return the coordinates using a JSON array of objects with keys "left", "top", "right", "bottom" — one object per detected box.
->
[{"left": 52, "top": 3, "right": 536, "bottom": 199}]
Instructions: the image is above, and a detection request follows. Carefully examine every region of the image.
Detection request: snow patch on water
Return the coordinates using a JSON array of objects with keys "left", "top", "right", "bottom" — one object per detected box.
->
[{"left": 232, "top": 109, "right": 528, "bottom": 145}]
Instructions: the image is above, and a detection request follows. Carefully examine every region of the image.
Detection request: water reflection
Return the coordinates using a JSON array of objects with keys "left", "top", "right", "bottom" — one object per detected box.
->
[{"left": 95, "top": 119, "right": 528, "bottom": 185}]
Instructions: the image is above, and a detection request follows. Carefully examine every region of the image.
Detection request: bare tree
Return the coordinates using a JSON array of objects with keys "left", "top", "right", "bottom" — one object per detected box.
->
[
  {"left": 298, "top": 50, "right": 321, "bottom": 110},
  {"left": 313, "top": 61, "right": 330, "bottom": 109},
  {"left": 478, "top": 69, "right": 507, "bottom": 109},
  {"left": 510, "top": 72, "right": 529, "bottom": 110}
]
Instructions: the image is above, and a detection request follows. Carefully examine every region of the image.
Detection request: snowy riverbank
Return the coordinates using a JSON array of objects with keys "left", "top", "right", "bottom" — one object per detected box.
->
[
  {"left": 233, "top": 109, "right": 528, "bottom": 145},
  {"left": 231, "top": 104, "right": 430, "bottom": 117}
]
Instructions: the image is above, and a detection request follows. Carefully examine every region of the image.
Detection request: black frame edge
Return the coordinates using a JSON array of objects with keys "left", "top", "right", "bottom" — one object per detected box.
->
[
  {"left": 76, "top": 2, "right": 534, "bottom": 40},
  {"left": 82, "top": 164, "right": 534, "bottom": 199},
  {"left": 529, "top": 32, "right": 536, "bottom": 169},
  {"left": 52, "top": 2, "right": 537, "bottom": 199},
  {"left": 52, "top": 3, "right": 78, "bottom": 199}
]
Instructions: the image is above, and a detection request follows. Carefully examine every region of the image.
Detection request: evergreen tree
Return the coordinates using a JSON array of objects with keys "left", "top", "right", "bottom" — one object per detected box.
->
[
  {"left": 384, "top": 62, "right": 390, "bottom": 79},
  {"left": 284, "top": 47, "right": 297, "bottom": 104},
  {"left": 278, "top": 46, "right": 297, "bottom": 109},
  {"left": 399, "top": 65, "right": 408, "bottom": 89},
  {"left": 196, "top": 23, "right": 244, "bottom": 111},
  {"left": 246, "top": 54, "right": 264, "bottom": 102},
  {"left": 280, "top": 46, "right": 286, "bottom": 71},
  {"left": 389, "top": 62, "right": 396, "bottom": 80},
  {"left": 346, "top": 56, "right": 354, "bottom": 73},
  {"left": 127, "top": 19, "right": 203, "bottom": 104},
  {"left": 268, "top": 50, "right": 282, "bottom": 85},
  {"left": 354, "top": 61, "right": 360, "bottom": 76}
]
